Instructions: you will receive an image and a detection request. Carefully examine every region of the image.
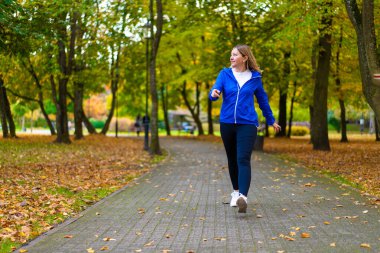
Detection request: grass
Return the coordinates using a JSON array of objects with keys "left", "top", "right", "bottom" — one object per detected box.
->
[
  {"left": 0, "top": 239, "right": 21, "bottom": 253},
  {"left": 0, "top": 135, "right": 153, "bottom": 252}
]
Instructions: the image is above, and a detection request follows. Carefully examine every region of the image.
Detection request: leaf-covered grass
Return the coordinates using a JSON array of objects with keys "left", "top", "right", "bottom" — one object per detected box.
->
[
  {"left": 263, "top": 135, "right": 380, "bottom": 198},
  {"left": 197, "top": 134, "right": 380, "bottom": 199},
  {"left": 0, "top": 135, "right": 153, "bottom": 252}
]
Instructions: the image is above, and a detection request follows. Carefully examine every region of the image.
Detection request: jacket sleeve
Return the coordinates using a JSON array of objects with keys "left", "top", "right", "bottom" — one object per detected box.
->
[
  {"left": 254, "top": 78, "right": 275, "bottom": 125},
  {"left": 209, "top": 70, "right": 224, "bottom": 101}
]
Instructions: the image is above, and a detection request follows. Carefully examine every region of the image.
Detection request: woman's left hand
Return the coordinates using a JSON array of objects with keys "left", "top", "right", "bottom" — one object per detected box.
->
[{"left": 272, "top": 123, "right": 281, "bottom": 133}]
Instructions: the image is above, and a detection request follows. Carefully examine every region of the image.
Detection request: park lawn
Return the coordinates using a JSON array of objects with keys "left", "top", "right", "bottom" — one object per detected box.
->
[
  {"left": 198, "top": 134, "right": 380, "bottom": 200},
  {"left": 0, "top": 135, "right": 152, "bottom": 253}
]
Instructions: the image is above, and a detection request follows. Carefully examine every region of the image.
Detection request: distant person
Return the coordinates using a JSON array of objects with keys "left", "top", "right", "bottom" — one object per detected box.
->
[
  {"left": 360, "top": 118, "right": 365, "bottom": 135},
  {"left": 135, "top": 114, "right": 142, "bottom": 136},
  {"left": 209, "top": 44, "right": 281, "bottom": 213}
]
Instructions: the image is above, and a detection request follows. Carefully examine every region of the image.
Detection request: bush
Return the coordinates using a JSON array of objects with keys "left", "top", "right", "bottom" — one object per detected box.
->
[
  {"left": 89, "top": 118, "right": 105, "bottom": 129},
  {"left": 289, "top": 126, "right": 309, "bottom": 136},
  {"left": 267, "top": 125, "right": 309, "bottom": 136}
]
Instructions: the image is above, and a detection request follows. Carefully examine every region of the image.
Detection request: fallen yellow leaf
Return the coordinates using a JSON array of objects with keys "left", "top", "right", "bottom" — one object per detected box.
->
[
  {"left": 19, "top": 250, "right": 28, "bottom": 253},
  {"left": 324, "top": 221, "right": 330, "bottom": 225},
  {"left": 100, "top": 246, "right": 109, "bottom": 251},
  {"left": 301, "top": 233, "right": 311, "bottom": 238},
  {"left": 144, "top": 240, "right": 154, "bottom": 247},
  {"left": 330, "top": 242, "right": 336, "bottom": 247},
  {"left": 102, "top": 237, "right": 116, "bottom": 241},
  {"left": 64, "top": 235, "right": 73, "bottom": 238},
  {"left": 87, "top": 248, "right": 95, "bottom": 253},
  {"left": 360, "top": 243, "right": 371, "bottom": 248}
]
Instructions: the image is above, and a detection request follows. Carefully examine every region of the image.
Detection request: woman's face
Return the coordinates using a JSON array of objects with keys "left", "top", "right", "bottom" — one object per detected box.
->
[{"left": 230, "top": 48, "right": 247, "bottom": 69}]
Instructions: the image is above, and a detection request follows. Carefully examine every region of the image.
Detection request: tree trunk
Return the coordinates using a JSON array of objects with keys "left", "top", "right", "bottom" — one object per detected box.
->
[
  {"left": 375, "top": 117, "right": 380, "bottom": 141},
  {"left": 311, "top": 0, "right": 332, "bottom": 151},
  {"left": 3, "top": 87, "right": 16, "bottom": 137},
  {"left": 55, "top": 78, "right": 70, "bottom": 143},
  {"left": 309, "top": 105, "right": 313, "bottom": 143},
  {"left": 335, "top": 26, "right": 348, "bottom": 142},
  {"left": 54, "top": 11, "right": 77, "bottom": 144},
  {"left": 82, "top": 110, "right": 97, "bottom": 134},
  {"left": 101, "top": 1, "right": 127, "bottom": 136},
  {"left": 23, "top": 58, "right": 56, "bottom": 135},
  {"left": 206, "top": 82, "right": 214, "bottom": 135},
  {"left": 0, "top": 82, "right": 9, "bottom": 138},
  {"left": 310, "top": 35, "right": 318, "bottom": 144},
  {"left": 194, "top": 81, "right": 204, "bottom": 135},
  {"left": 276, "top": 51, "right": 290, "bottom": 137},
  {"left": 73, "top": 14, "right": 85, "bottom": 140},
  {"left": 101, "top": 80, "right": 117, "bottom": 135},
  {"left": 160, "top": 84, "right": 171, "bottom": 136},
  {"left": 180, "top": 81, "right": 204, "bottom": 136},
  {"left": 74, "top": 82, "right": 84, "bottom": 139},
  {"left": 287, "top": 81, "right": 297, "bottom": 138},
  {"left": 339, "top": 99, "right": 348, "bottom": 142},
  {"left": 148, "top": 0, "right": 163, "bottom": 155},
  {"left": 344, "top": 0, "right": 380, "bottom": 130}
]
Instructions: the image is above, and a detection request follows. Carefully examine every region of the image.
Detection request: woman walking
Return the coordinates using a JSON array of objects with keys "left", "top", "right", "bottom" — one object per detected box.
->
[{"left": 209, "top": 44, "right": 281, "bottom": 213}]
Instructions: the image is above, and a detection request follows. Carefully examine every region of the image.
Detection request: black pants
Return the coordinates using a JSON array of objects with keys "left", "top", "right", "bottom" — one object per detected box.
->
[{"left": 220, "top": 123, "right": 257, "bottom": 197}]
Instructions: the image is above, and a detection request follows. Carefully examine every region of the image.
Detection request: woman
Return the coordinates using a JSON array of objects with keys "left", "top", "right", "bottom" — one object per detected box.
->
[{"left": 209, "top": 44, "right": 281, "bottom": 213}]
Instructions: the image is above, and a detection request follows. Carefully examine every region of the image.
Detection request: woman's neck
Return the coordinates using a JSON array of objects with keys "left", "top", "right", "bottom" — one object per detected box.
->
[{"left": 232, "top": 65, "right": 247, "bottom": 72}]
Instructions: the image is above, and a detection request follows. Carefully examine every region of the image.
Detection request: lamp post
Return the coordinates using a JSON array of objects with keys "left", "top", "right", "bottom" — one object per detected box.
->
[{"left": 143, "top": 22, "right": 151, "bottom": 151}]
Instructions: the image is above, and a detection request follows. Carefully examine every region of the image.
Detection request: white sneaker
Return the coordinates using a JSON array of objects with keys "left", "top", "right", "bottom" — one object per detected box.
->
[
  {"left": 230, "top": 191, "right": 239, "bottom": 207},
  {"left": 237, "top": 194, "right": 248, "bottom": 213}
]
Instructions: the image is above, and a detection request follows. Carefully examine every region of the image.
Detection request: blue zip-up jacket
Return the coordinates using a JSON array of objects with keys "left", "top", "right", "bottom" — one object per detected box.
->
[{"left": 208, "top": 68, "right": 275, "bottom": 126}]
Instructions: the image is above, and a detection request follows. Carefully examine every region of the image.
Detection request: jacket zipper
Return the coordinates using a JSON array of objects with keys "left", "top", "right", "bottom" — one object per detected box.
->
[
  {"left": 234, "top": 82, "right": 240, "bottom": 124},
  {"left": 230, "top": 70, "right": 259, "bottom": 124}
]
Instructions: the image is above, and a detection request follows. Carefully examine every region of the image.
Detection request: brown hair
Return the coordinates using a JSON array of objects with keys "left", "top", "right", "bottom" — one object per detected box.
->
[{"left": 234, "top": 44, "right": 261, "bottom": 73}]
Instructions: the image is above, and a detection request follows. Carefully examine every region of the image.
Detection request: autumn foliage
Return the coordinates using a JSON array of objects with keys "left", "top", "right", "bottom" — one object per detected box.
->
[{"left": 0, "top": 135, "right": 151, "bottom": 251}]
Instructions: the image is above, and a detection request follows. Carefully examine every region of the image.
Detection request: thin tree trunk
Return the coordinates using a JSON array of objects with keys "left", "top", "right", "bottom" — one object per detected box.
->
[
  {"left": 194, "top": 81, "right": 204, "bottom": 135},
  {"left": 3, "top": 87, "right": 16, "bottom": 137},
  {"left": 101, "top": 1, "right": 127, "bottom": 135},
  {"left": 335, "top": 26, "right": 348, "bottom": 142},
  {"left": 310, "top": 34, "right": 318, "bottom": 144},
  {"left": 73, "top": 82, "right": 84, "bottom": 139},
  {"left": 206, "top": 81, "right": 214, "bottom": 135},
  {"left": 339, "top": 99, "right": 348, "bottom": 142},
  {"left": 375, "top": 117, "right": 380, "bottom": 141},
  {"left": 22, "top": 58, "right": 56, "bottom": 135},
  {"left": 311, "top": 0, "right": 332, "bottom": 151},
  {"left": 309, "top": 105, "right": 313, "bottom": 143},
  {"left": 149, "top": 0, "right": 163, "bottom": 155},
  {"left": 160, "top": 84, "right": 170, "bottom": 136},
  {"left": 82, "top": 111, "right": 97, "bottom": 134},
  {"left": 277, "top": 51, "right": 290, "bottom": 137},
  {"left": 180, "top": 81, "right": 204, "bottom": 136},
  {"left": 287, "top": 81, "right": 297, "bottom": 138},
  {"left": 0, "top": 81, "right": 9, "bottom": 138}
]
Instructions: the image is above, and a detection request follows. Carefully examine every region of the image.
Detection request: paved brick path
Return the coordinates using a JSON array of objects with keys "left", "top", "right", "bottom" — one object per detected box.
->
[{"left": 20, "top": 137, "right": 380, "bottom": 252}]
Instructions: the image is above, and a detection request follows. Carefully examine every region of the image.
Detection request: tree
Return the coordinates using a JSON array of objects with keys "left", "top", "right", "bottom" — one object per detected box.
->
[
  {"left": 0, "top": 75, "right": 16, "bottom": 137},
  {"left": 344, "top": 0, "right": 380, "bottom": 135},
  {"left": 148, "top": 0, "right": 163, "bottom": 155},
  {"left": 311, "top": 0, "right": 333, "bottom": 151}
]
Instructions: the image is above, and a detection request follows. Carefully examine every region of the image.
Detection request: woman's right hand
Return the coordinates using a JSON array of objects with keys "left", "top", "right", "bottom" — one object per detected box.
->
[{"left": 211, "top": 89, "right": 221, "bottom": 98}]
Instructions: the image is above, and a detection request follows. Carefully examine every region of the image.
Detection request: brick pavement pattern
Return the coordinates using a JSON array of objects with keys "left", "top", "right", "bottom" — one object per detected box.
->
[{"left": 20, "top": 138, "right": 380, "bottom": 252}]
